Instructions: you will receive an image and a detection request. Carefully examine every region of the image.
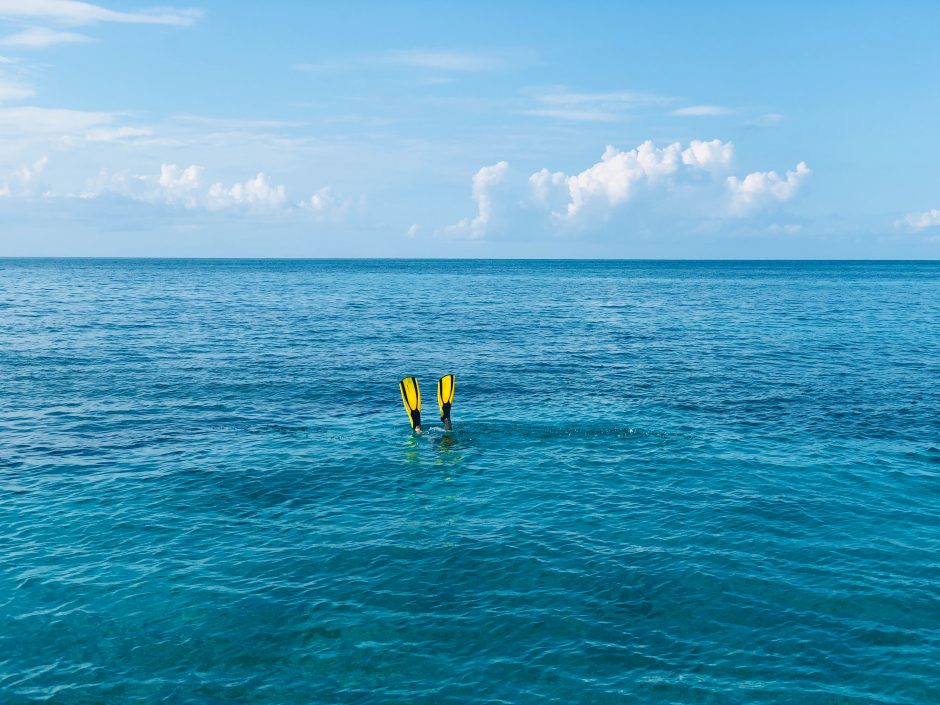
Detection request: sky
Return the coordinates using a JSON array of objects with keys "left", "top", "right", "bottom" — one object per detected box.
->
[{"left": 1, "top": 0, "right": 939, "bottom": 258}]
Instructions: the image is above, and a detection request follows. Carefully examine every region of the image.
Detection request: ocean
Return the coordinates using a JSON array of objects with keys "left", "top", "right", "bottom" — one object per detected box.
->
[{"left": 1, "top": 259, "right": 938, "bottom": 704}]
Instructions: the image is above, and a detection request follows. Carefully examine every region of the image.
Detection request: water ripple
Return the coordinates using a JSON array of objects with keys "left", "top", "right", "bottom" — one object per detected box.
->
[{"left": 1, "top": 259, "right": 939, "bottom": 703}]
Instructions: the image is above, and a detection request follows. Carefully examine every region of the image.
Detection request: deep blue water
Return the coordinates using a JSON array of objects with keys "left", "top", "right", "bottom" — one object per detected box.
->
[{"left": 1, "top": 259, "right": 939, "bottom": 704}]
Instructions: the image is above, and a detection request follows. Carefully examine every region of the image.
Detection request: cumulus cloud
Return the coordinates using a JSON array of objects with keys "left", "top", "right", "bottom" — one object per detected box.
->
[
  {"left": 156, "top": 163, "right": 202, "bottom": 207},
  {"left": 207, "top": 172, "right": 287, "bottom": 211},
  {"left": 444, "top": 140, "right": 810, "bottom": 238},
  {"left": 444, "top": 161, "right": 509, "bottom": 238},
  {"left": 896, "top": 209, "right": 940, "bottom": 231},
  {"left": 726, "top": 162, "right": 810, "bottom": 215},
  {"left": 676, "top": 139, "right": 734, "bottom": 172},
  {"left": 81, "top": 162, "right": 358, "bottom": 218},
  {"left": 0, "top": 0, "right": 202, "bottom": 26},
  {"left": 531, "top": 140, "right": 735, "bottom": 221},
  {"left": 0, "top": 155, "right": 49, "bottom": 197},
  {"left": 83, "top": 162, "right": 202, "bottom": 207},
  {"left": 81, "top": 164, "right": 287, "bottom": 211},
  {"left": 529, "top": 168, "right": 568, "bottom": 212},
  {"left": 0, "top": 27, "right": 92, "bottom": 49},
  {"left": 19, "top": 155, "right": 49, "bottom": 181},
  {"left": 301, "top": 185, "right": 361, "bottom": 222}
]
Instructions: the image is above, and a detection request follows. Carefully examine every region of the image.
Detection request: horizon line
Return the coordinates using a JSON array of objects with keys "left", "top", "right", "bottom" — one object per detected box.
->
[{"left": 1, "top": 256, "right": 939, "bottom": 263}]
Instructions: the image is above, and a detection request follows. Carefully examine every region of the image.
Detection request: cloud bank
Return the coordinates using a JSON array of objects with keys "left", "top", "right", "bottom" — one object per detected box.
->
[
  {"left": 444, "top": 140, "right": 810, "bottom": 238},
  {"left": 74, "top": 162, "right": 358, "bottom": 223},
  {"left": 85, "top": 163, "right": 290, "bottom": 211}
]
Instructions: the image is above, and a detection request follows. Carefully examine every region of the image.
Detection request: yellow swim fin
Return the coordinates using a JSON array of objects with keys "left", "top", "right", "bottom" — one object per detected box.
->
[
  {"left": 437, "top": 374, "right": 455, "bottom": 425},
  {"left": 399, "top": 376, "right": 422, "bottom": 430}
]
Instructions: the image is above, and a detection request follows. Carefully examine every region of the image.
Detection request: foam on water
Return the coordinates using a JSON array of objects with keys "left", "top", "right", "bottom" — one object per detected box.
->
[{"left": 1, "top": 259, "right": 939, "bottom": 704}]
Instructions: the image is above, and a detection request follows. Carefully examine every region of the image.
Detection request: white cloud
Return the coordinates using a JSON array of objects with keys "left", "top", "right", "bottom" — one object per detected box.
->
[
  {"left": 69, "top": 162, "right": 362, "bottom": 221},
  {"left": 406, "top": 223, "right": 419, "bottom": 238},
  {"left": 308, "top": 187, "right": 333, "bottom": 211},
  {"left": 295, "top": 49, "right": 511, "bottom": 74},
  {"left": 529, "top": 167, "right": 568, "bottom": 212},
  {"left": 672, "top": 105, "right": 734, "bottom": 117},
  {"left": 520, "top": 108, "right": 619, "bottom": 122},
  {"left": 745, "top": 113, "right": 786, "bottom": 128},
  {"left": 206, "top": 173, "right": 287, "bottom": 210},
  {"left": 680, "top": 139, "right": 735, "bottom": 171},
  {"left": 727, "top": 162, "right": 810, "bottom": 214},
  {"left": 896, "top": 209, "right": 940, "bottom": 231},
  {"left": 0, "top": 0, "right": 202, "bottom": 26},
  {"left": 534, "top": 89, "right": 667, "bottom": 107},
  {"left": 82, "top": 163, "right": 201, "bottom": 206},
  {"left": 531, "top": 140, "right": 735, "bottom": 221},
  {"left": 0, "top": 155, "right": 48, "bottom": 197},
  {"left": 0, "top": 27, "right": 93, "bottom": 49},
  {"left": 83, "top": 164, "right": 289, "bottom": 212},
  {"left": 17, "top": 155, "right": 48, "bottom": 182},
  {"left": 521, "top": 87, "right": 670, "bottom": 122},
  {"left": 444, "top": 140, "right": 810, "bottom": 238},
  {"left": 0, "top": 107, "right": 156, "bottom": 144},
  {"left": 444, "top": 161, "right": 509, "bottom": 238},
  {"left": 156, "top": 163, "right": 202, "bottom": 207},
  {"left": 302, "top": 185, "right": 359, "bottom": 222},
  {"left": 0, "top": 54, "right": 16, "bottom": 63},
  {"left": 84, "top": 126, "right": 153, "bottom": 142},
  {"left": 170, "top": 114, "right": 307, "bottom": 130},
  {"left": 382, "top": 49, "right": 506, "bottom": 72},
  {"left": 0, "top": 106, "right": 113, "bottom": 135},
  {"left": 81, "top": 168, "right": 139, "bottom": 200},
  {"left": 558, "top": 144, "right": 665, "bottom": 218},
  {"left": 0, "top": 79, "right": 34, "bottom": 101}
]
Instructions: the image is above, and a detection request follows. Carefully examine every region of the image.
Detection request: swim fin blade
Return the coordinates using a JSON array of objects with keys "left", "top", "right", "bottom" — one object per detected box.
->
[
  {"left": 437, "top": 374, "right": 455, "bottom": 424},
  {"left": 399, "top": 376, "right": 422, "bottom": 430}
]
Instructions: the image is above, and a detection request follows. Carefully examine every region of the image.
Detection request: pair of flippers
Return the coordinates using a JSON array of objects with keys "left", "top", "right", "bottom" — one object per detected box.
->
[{"left": 399, "top": 374, "right": 454, "bottom": 431}]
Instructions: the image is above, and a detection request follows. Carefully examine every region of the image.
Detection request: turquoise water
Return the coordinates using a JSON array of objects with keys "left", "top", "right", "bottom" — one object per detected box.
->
[{"left": 1, "top": 259, "right": 939, "bottom": 704}]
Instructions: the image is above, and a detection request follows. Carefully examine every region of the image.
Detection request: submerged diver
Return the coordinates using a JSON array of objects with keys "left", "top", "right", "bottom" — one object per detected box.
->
[{"left": 399, "top": 375, "right": 454, "bottom": 433}]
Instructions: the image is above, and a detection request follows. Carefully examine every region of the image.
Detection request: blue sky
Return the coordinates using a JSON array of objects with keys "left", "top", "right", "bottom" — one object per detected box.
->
[{"left": 1, "top": 0, "right": 939, "bottom": 257}]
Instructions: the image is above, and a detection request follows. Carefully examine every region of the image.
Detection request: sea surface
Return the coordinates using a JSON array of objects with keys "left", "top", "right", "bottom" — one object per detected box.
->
[{"left": 1, "top": 259, "right": 939, "bottom": 705}]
